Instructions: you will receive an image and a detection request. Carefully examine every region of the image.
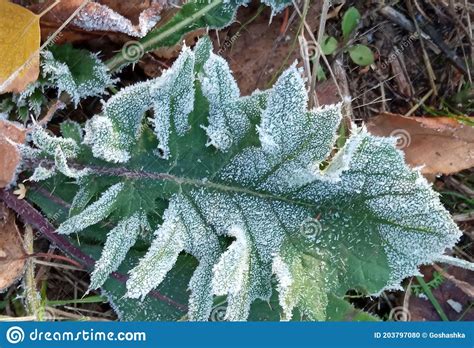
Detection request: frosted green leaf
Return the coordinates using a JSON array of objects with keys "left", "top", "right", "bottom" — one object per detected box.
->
[
  {"left": 126, "top": 200, "right": 186, "bottom": 300},
  {"left": 272, "top": 244, "right": 329, "bottom": 321},
  {"left": 27, "top": 37, "right": 466, "bottom": 322},
  {"left": 29, "top": 165, "right": 55, "bottom": 182},
  {"left": 201, "top": 53, "right": 248, "bottom": 151},
  {"left": 54, "top": 147, "right": 90, "bottom": 179},
  {"left": 151, "top": 46, "right": 195, "bottom": 159},
  {"left": 60, "top": 120, "right": 83, "bottom": 143},
  {"left": 69, "top": 178, "right": 100, "bottom": 217},
  {"left": 31, "top": 127, "right": 78, "bottom": 158},
  {"left": 42, "top": 45, "right": 116, "bottom": 106},
  {"left": 83, "top": 79, "right": 155, "bottom": 163},
  {"left": 57, "top": 183, "right": 124, "bottom": 235},
  {"left": 90, "top": 212, "right": 147, "bottom": 290}
]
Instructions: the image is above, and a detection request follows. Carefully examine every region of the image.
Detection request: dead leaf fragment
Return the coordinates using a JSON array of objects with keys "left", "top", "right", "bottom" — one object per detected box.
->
[
  {"left": 32, "top": 0, "right": 165, "bottom": 39},
  {"left": 367, "top": 113, "right": 474, "bottom": 175},
  {"left": 0, "top": 1, "right": 40, "bottom": 93},
  {"left": 409, "top": 265, "right": 474, "bottom": 321},
  {"left": 0, "top": 120, "right": 27, "bottom": 188},
  {"left": 0, "top": 203, "right": 27, "bottom": 292}
]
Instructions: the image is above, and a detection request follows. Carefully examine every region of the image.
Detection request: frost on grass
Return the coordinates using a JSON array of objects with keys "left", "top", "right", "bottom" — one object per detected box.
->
[{"left": 34, "top": 37, "right": 465, "bottom": 321}]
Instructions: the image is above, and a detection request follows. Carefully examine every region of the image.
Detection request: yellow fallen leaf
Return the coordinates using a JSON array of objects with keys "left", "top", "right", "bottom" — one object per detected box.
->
[{"left": 0, "top": 0, "right": 40, "bottom": 93}]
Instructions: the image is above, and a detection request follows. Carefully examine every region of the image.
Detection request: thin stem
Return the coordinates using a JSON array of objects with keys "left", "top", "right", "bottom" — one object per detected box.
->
[
  {"left": 434, "top": 255, "right": 474, "bottom": 272},
  {"left": 37, "top": 0, "right": 61, "bottom": 18},
  {"left": 46, "top": 295, "right": 106, "bottom": 307},
  {"left": 0, "top": 189, "right": 188, "bottom": 312}
]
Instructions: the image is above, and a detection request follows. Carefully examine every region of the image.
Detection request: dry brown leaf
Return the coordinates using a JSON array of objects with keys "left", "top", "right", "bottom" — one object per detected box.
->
[
  {"left": 409, "top": 266, "right": 474, "bottom": 321},
  {"left": 0, "top": 203, "right": 27, "bottom": 292},
  {"left": 31, "top": 0, "right": 165, "bottom": 41},
  {"left": 0, "top": 120, "right": 27, "bottom": 188},
  {"left": 367, "top": 113, "right": 474, "bottom": 175},
  {"left": 0, "top": 1, "right": 40, "bottom": 93}
]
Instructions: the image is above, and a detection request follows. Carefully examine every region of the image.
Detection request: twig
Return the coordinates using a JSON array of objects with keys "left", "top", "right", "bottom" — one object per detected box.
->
[
  {"left": 308, "top": 0, "right": 330, "bottom": 108},
  {"left": 404, "top": 88, "right": 434, "bottom": 116},
  {"left": 407, "top": 0, "right": 438, "bottom": 95},
  {"left": 434, "top": 255, "right": 474, "bottom": 272}
]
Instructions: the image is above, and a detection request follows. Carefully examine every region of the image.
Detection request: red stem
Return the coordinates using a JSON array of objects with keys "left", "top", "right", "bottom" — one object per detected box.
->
[{"left": 0, "top": 189, "right": 188, "bottom": 313}]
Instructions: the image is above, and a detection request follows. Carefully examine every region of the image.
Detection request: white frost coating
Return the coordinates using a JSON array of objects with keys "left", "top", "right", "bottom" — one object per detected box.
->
[
  {"left": 201, "top": 53, "right": 249, "bottom": 151},
  {"left": 126, "top": 193, "right": 221, "bottom": 320},
  {"left": 42, "top": 51, "right": 115, "bottom": 106},
  {"left": 434, "top": 255, "right": 474, "bottom": 271},
  {"left": 29, "top": 165, "right": 56, "bottom": 182},
  {"left": 83, "top": 116, "right": 130, "bottom": 163},
  {"left": 257, "top": 64, "right": 307, "bottom": 157},
  {"left": 83, "top": 74, "right": 161, "bottom": 163},
  {"left": 61, "top": 120, "right": 84, "bottom": 142},
  {"left": 70, "top": 181, "right": 96, "bottom": 215},
  {"left": 126, "top": 200, "right": 186, "bottom": 300},
  {"left": 297, "top": 129, "right": 462, "bottom": 294},
  {"left": 31, "top": 127, "right": 78, "bottom": 158},
  {"left": 271, "top": 255, "right": 295, "bottom": 320},
  {"left": 211, "top": 226, "right": 253, "bottom": 321},
  {"left": 272, "top": 251, "right": 328, "bottom": 321},
  {"left": 54, "top": 147, "right": 90, "bottom": 179},
  {"left": 151, "top": 46, "right": 195, "bottom": 159},
  {"left": 14, "top": 81, "right": 44, "bottom": 116},
  {"left": 90, "top": 212, "right": 146, "bottom": 289},
  {"left": 212, "top": 226, "right": 250, "bottom": 295},
  {"left": 57, "top": 183, "right": 124, "bottom": 235},
  {"left": 261, "top": 0, "right": 292, "bottom": 15},
  {"left": 72, "top": 3, "right": 162, "bottom": 38},
  {"left": 84, "top": 43, "right": 198, "bottom": 162}
]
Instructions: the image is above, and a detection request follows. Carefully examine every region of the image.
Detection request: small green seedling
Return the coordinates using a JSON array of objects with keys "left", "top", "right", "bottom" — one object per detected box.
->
[{"left": 322, "top": 6, "right": 375, "bottom": 67}]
